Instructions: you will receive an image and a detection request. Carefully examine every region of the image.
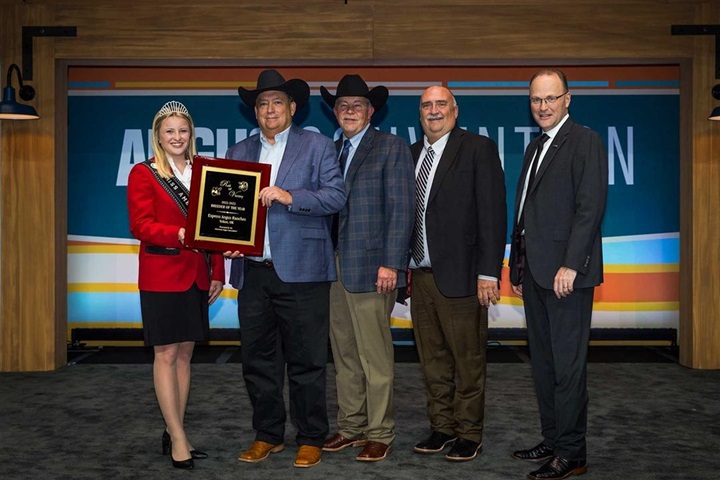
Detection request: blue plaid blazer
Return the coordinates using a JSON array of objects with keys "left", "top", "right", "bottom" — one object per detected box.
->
[
  {"left": 226, "top": 124, "right": 346, "bottom": 289},
  {"left": 336, "top": 127, "right": 415, "bottom": 293}
]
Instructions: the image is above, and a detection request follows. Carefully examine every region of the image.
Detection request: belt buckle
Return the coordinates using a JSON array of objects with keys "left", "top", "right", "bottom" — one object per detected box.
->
[{"left": 248, "top": 259, "right": 273, "bottom": 268}]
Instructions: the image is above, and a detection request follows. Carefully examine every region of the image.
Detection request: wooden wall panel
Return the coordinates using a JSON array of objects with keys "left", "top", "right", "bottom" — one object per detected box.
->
[
  {"left": 1, "top": 0, "right": 718, "bottom": 370},
  {"left": 681, "top": 1, "right": 720, "bottom": 369},
  {"left": 0, "top": 1, "right": 62, "bottom": 371},
  {"left": 54, "top": 2, "right": 374, "bottom": 60},
  {"left": 678, "top": 58, "right": 694, "bottom": 368},
  {"left": 373, "top": 3, "right": 694, "bottom": 59}
]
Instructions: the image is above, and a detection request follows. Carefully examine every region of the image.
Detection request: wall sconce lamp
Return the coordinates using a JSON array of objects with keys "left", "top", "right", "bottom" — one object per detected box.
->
[
  {"left": 671, "top": 24, "right": 720, "bottom": 120},
  {"left": 0, "top": 63, "right": 39, "bottom": 120},
  {"left": 710, "top": 84, "right": 720, "bottom": 120},
  {"left": 0, "top": 26, "right": 77, "bottom": 121}
]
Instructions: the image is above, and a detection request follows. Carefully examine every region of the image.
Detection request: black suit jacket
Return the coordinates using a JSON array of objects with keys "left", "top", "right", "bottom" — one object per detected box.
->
[
  {"left": 509, "top": 117, "right": 608, "bottom": 290},
  {"left": 412, "top": 127, "right": 507, "bottom": 298}
]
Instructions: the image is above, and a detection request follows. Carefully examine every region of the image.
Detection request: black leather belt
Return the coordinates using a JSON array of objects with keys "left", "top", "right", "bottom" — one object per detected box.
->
[
  {"left": 247, "top": 259, "right": 274, "bottom": 268},
  {"left": 415, "top": 267, "right": 433, "bottom": 273}
]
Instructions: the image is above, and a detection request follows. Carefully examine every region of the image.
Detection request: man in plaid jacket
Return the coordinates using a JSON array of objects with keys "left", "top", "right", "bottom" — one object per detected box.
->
[{"left": 319, "top": 74, "right": 415, "bottom": 462}]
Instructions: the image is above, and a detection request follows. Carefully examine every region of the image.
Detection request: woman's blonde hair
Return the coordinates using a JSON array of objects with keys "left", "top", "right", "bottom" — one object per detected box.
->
[{"left": 150, "top": 101, "right": 197, "bottom": 179}]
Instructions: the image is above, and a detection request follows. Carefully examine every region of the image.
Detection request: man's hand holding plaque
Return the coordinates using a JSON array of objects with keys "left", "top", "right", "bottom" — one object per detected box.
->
[{"left": 259, "top": 186, "right": 293, "bottom": 207}]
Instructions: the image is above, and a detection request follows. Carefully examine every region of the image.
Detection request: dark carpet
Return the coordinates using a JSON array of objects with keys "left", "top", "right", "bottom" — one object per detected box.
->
[{"left": 1, "top": 346, "right": 718, "bottom": 480}]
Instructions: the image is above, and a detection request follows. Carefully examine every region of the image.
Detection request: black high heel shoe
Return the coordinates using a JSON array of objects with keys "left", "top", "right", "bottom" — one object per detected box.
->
[
  {"left": 172, "top": 456, "right": 194, "bottom": 470},
  {"left": 162, "top": 430, "right": 208, "bottom": 459},
  {"left": 162, "top": 430, "right": 171, "bottom": 456},
  {"left": 190, "top": 449, "right": 208, "bottom": 460}
]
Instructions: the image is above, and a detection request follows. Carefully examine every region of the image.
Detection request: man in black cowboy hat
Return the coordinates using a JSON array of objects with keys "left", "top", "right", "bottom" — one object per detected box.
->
[
  {"left": 225, "top": 69, "right": 346, "bottom": 468},
  {"left": 319, "top": 74, "right": 414, "bottom": 462}
]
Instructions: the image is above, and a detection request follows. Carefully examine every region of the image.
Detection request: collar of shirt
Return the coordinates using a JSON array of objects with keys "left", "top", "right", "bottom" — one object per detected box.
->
[
  {"left": 422, "top": 129, "right": 452, "bottom": 159},
  {"left": 341, "top": 123, "right": 372, "bottom": 176},
  {"left": 259, "top": 124, "right": 291, "bottom": 148},
  {"left": 168, "top": 157, "right": 192, "bottom": 190},
  {"left": 534, "top": 113, "right": 570, "bottom": 168},
  {"left": 259, "top": 124, "right": 292, "bottom": 187},
  {"left": 343, "top": 123, "right": 371, "bottom": 150},
  {"left": 542, "top": 113, "right": 570, "bottom": 141}
]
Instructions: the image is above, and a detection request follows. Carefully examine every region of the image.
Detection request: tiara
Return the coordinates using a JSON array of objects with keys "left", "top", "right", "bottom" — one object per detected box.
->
[{"left": 157, "top": 100, "right": 190, "bottom": 117}]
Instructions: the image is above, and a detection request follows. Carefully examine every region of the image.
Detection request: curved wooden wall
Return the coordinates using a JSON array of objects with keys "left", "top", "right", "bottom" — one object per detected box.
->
[{"left": 1, "top": 0, "right": 718, "bottom": 370}]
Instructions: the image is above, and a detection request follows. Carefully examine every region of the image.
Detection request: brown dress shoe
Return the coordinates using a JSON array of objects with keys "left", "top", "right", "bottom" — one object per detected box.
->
[
  {"left": 237, "top": 440, "right": 285, "bottom": 463},
  {"left": 294, "top": 445, "right": 322, "bottom": 468},
  {"left": 356, "top": 441, "right": 392, "bottom": 462},
  {"left": 323, "top": 433, "right": 368, "bottom": 452}
]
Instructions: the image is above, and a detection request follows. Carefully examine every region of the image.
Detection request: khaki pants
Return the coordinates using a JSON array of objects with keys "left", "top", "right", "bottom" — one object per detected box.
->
[{"left": 329, "top": 266, "right": 396, "bottom": 444}]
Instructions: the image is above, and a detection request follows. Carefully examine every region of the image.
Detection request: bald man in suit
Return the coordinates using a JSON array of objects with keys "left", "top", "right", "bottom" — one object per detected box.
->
[{"left": 409, "top": 86, "right": 506, "bottom": 462}]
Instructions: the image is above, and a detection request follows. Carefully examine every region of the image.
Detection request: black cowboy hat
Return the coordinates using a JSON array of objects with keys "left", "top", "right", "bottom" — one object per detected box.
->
[
  {"left": 238, "top": 69, "right": 310, "bottom": 111},
  {"left": 320, "top": 74, "right": 389, "bottom": 111}
]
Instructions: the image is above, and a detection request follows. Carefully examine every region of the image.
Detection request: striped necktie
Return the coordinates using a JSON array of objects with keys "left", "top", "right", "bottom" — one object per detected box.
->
[{"left": 411, "top": 146, "right": 436, "bottom": 265}]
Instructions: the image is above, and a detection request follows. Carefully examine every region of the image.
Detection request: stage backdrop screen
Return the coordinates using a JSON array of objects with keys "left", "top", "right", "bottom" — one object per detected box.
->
[{"left": 67, "top": 65, "right": 679, "bottom": 340}]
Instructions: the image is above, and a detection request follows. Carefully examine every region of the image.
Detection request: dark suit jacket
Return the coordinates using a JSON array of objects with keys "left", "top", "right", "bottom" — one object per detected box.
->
[
  {"left": 412, "top": 127, "right": 507, "bottom": 298},
  {"left": 337, "top": 127, "right": 415, "bottom": 293},
  {"left": 509, "top": 117, "right": 608, "bottom": 290},
  {"left": 225, "top": 124, "right": 347, "bottom": 289}
]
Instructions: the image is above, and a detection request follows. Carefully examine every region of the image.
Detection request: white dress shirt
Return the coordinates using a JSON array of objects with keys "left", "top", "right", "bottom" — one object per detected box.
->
[
  {"left": 341, "top": 123, "right": 371, "bottom": 178},
  {"left": 517, "top": 113, "right": 570, "bottom": 229},
  {"left": 169, "top": 157, "right": 192, "bottom": 191},
  {"left": 410, "top": 131, "right": 451, "bottom": 270},
  {"left": 249, "top": 125, "right": 291, "bottom": 261}
]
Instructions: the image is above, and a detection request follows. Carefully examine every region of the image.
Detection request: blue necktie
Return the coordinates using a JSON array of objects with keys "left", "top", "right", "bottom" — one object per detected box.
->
[
  {"left": 331, "top": 139, "right": 352, "bottom": 249},
  {"left": 339, "top": 139, "right": 352, "bottom": 176}
]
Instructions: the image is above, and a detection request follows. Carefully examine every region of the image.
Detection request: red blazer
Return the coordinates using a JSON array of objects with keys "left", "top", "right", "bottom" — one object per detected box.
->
[{"left": 127, "top": 159, "right": 225, "bottom": 292}]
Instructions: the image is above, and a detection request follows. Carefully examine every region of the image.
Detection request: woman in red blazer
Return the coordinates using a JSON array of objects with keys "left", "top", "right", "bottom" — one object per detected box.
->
[{"left": 127, "top": 101, "right": 224, "bottom": 470}]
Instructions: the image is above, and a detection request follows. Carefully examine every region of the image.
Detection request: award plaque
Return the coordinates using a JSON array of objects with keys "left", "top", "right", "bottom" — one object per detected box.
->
[{"left": 185, "top": 155, "right": 270, "bottom": 255}]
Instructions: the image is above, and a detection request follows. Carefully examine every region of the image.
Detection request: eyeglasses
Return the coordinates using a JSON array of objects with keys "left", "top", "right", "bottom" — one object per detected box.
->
[
  {"left": 336, "top": 101, "right": 369, "bottom": 112},
  {"left": 529, "top": 91, "right": 569, "bottom": 105}
]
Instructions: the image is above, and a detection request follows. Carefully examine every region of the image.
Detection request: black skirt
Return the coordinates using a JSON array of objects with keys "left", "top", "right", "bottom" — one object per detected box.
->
[{"left": 139, "top": 284, "right": 210, "bottom": 346}]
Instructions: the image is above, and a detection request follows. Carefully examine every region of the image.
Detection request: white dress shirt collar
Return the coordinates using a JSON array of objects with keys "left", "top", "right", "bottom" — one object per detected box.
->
[
  {"left": 543, "top": 113, "right": 570, "bottom": 140},
  {"left": 169, "top": 157, "right": 191, "bottom": 191}
]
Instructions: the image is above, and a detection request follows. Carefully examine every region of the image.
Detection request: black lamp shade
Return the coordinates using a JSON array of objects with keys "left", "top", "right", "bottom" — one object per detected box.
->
[
  {"left": 0, "top": 85, "right": 39, "bottom": 120},
  {"left": 709, "top": 106, "right": 720, "bottom": 121}
]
